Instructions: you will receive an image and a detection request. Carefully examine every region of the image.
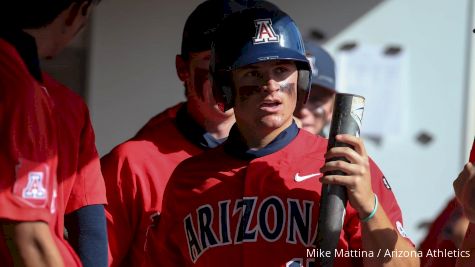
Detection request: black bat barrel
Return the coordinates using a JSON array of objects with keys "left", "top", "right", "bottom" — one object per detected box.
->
[{"left": 315, "top": 93, "right": 365, "bottom": 267}]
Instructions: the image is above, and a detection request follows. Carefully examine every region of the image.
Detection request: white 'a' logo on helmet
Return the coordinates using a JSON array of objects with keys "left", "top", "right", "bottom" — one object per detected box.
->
[{"left": 253, "top": 19, "right": 280, "bottom": 44}]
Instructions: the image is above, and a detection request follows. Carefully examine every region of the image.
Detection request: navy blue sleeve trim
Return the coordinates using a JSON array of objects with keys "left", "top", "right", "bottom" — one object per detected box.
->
[{"left": 65, "top": 204, "right": 108, "bottom": 267}]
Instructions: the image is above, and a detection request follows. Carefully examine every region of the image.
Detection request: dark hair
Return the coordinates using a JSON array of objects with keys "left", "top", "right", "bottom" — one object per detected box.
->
[{"left": 2, "top": 0, "right": 100, "bottom": 29}]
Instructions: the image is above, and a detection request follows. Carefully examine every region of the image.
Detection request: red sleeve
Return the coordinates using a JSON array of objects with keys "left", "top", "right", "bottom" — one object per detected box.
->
[
  {"left": 458, "top": 223, "right": 475, "bottom": 266},
  {"left": 65, "top": 104, "right": 107, "bottom": 213},
  {"left": 368, "top": 158, "right": 404, "bottom": 226},
  {"left": 418, "top": 198, "right": 460, "bottom": 267},
  {"left": 144, "top": 171, "right": 185, "bottom": 267},
  {"left": 470, "top": 138, "right": 475, "bottom": 163},
  {"left": 418, "top": 139, "right": 475, "bottom": 266},
  {"left": 344, "top": 157, "right": 412, "bottom": 250},
  {"left": 368, "top": 158, "right": 413, "bottom": 243},
  {"left": 102, "top": 148, "right": 140, "bottom": 267},
  {"left": 0, "top": 44, "right": 57, "bottom": 223}
]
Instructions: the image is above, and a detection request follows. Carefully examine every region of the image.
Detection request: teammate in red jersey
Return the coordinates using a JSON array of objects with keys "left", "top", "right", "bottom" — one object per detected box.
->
[
  {"left": 0, "top": 1, "right": 105, "bottom": 267},
  {"left": 453, "top": 138, "right": 475, "bottom": 267},
  {"left": 418, "top": 197, "right": 468, "bottom": 267},
  {"left": 101, "top": 1, "right": 278, "bottom": 266},
  {"left": 145, "top": 6, "right": 418, "bottom": 267},
  {"left": 43, "top": 73, "right": 108, "bottom": 267},
  {"left": 419, "top": 138, "right": 475, "bottom": 267},
  {"left": 0, "top": 34, "right": 63, "bottom": 267}
]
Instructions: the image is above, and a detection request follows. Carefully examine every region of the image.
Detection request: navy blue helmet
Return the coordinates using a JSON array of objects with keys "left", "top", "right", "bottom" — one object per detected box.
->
[
  {"left": 181, "top": 0, "right": 280, "bottom": 59},
  {"left": 210, "top": 6, "right": 312, "bottom": 111}
]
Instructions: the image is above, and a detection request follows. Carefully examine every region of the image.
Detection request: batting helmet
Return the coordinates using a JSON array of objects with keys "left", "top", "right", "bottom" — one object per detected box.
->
[
  {"left": 210, "top": 6, "right": 312, "bottom": 111},
  {"left": 181, "top": 0, "right": 280, "bottom": 60},
  {"left": 304, "top": 40, "right": 336, "bottom": 91}
]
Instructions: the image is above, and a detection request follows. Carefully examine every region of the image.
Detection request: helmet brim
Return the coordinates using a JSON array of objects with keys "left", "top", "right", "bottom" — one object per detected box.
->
[{"left": 231, "top": 47, "right": 310, "bottom": 71}]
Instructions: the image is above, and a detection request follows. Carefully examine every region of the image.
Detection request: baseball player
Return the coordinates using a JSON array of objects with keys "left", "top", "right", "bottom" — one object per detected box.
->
[
  {"left": 419, "top": 138, "right": 475, "bottom": 267},
  {"left": 145, "top": 6, "right": 418, "bottom": 267},
  {"left": 294, "top": 41, "right": 336, "bottom": 137},
  {"left": 453, "top": 138, "right": 475, "bottom": 267},
  {"left": 418, "top": 197, "right": 468, "bottom": 267},
  {"left": 43, "top": 73, "right": 108, "bottom": 267},
  {"left": 101, "top": 1, "right": 277, "bottom": 266},
  {"left": 0, "top": 1, "right": 106, "bottom": 267}
]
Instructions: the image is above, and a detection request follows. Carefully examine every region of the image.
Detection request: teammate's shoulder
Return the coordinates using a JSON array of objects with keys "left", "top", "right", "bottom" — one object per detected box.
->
[
  {"left": 42, "top": 72, "right": 86, "bottom": 107},
  {"left": 0, "top": 39, "right": 22, "bottom": 66},
  {"left": 166, "top": 147, "right": 229, "bottom": 192},
  {"left": 0, "top": 39, "right": 36, "bottom": 96},
  {"left": 102, "top": 139, "right": 157, "bottom": 163},
  {"left": 135, "top": 102, "right": 183, "bottom": 136},
  {"left": 42, "top": 73, "right": 80, "bottom": 97}
]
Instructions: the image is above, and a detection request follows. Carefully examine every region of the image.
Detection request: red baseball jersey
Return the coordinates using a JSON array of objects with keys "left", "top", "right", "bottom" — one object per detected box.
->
[
  {"left": 419, "top": 137, "right": 475, "bottom": 267},
  {"left": 0, "top": 38, "right": 81, "bottom": 267},
  {"left": 102, "top": 103, "right": 203, "bottom": 267},
  {"left": 42, "top": 73, "right": 107, "bottom": 215},
  {"left": 470, "top": 137, "right": 475, "bottom": 163},
  {"left": 419, "top": 197, "right": 462, "bottom": 267},
  {"left": 146, "top": 129, "right": 407, "bottom": 267}
]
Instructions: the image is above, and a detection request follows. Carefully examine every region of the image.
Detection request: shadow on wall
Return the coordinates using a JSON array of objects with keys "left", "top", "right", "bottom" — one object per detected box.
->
[
  {"left": 275, "top": 0, "right": 385, "bottom": 43},
  {"left": 41, "top": 25, "right": 90, "bottom": 98}
]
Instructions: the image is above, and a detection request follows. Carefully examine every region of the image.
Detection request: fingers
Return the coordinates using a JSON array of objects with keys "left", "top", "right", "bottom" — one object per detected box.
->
[
  {"left": 321, "top": 135, "right": 370, "bottom": 185},
  {"left": 335, "top": 134, "right": 367, "bottom": 156},
  {"left": 320, "top": 172, "right": 374, "bottom": 216},
  {"left": 321, "top": 135, "right": 374, "bottom": 215},
  {"left": 454, "top": 162, "right": 474, "bottom": 203},
  {"left": 320, "top": 161, "right": 370, "bottom": 190},
  {"left": 453, "top": 174, "right": 465, "bottom": 204},
  {"left": 325, "top": 146, "right": 365, "bottom": 164},
  {"left": 465, "top": 162, "right": 475, "bottom": 176},
  {"left": 321, "top": 160, "right": 368, "bottom": 177},
  {"left": 325, "top": 135, "right": 368, "bottom": 164},
  {"left": 453, "top": 162, "right": 475, "bottom": 222},
  {"left": 320, "top": 174, "right": 357, "bottom": 188}
]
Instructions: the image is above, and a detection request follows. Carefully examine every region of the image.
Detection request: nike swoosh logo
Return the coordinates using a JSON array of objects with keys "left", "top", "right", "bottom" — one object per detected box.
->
[{"left": 294, "top": 172, "right": 322, "bottom": 182}]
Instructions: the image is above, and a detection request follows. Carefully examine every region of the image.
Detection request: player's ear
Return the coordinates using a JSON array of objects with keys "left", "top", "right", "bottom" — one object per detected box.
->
[
  {"left": 176, "top": 55, "right": 190, "bottom": 82},
  {"left": 65, "top": 1, "right": 92, "bottom": 26}
]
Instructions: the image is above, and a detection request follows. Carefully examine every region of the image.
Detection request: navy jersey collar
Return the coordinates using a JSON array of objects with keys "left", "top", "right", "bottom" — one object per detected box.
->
[
  {"left": 224, "top": 121, "right": 300, "bottom": 160},
  {"left": 175, "top": 103, "right": 226, "bottom": 149},
  {"left": 0, "top": 29, "right": 42, "bottom": 82}
]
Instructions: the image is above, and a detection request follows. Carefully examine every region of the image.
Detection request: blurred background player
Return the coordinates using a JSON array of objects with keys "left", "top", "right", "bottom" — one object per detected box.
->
[
  {"left": 418, "top": 197, "right": 468, "bottom": 267},
  {"left": 294, "top": 40, "right": 336, "bottom": 137},
  {"left": 419, "top": 138, "right": 474, "bottom": 267},
  {"left": 146, "top": 6, "right": 418, "bottom": 267},
  {"left": 453, "top": 138, "right": 475, "bottom": 267},
  {"left": 0, "top": 1, "right": 106, "bottom": 267},
  {"left": 101, "top": 1, "right": 278, "bottom": 266}
]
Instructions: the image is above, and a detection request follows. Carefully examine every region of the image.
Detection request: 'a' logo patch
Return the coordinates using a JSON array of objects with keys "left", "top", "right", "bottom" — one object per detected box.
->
[
  {"left": 23, "top": 172, "right": 47, "bottom": 199},
  {"left": 14, "top": 159, "right": 51, "bottom": 208},
  {"left": 253, "top": 19, "right": 279, "bottom": 44}
]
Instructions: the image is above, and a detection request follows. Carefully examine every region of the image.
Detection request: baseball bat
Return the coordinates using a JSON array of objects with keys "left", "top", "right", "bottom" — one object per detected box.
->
[{"left": 315, "top": 93, "right": 365, "bottom": 267}]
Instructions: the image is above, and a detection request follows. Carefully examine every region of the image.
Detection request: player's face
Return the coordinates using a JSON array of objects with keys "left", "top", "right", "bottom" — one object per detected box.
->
[
  {"left": 294, "top": 86, "right": 335, "bottom": 135},
  {"left": 232, "top": 60, "right": 298, "bottom": 132},
  {"left": 182, "top": 51, "right": 234, "bottom": 119}
]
